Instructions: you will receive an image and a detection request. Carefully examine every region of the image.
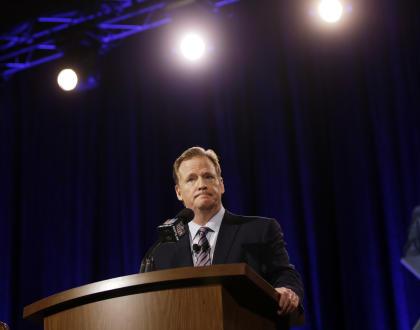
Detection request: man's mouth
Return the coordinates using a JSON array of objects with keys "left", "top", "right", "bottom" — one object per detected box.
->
[{"left": 195, "top": 193, "right": 211, "bottom": 199}]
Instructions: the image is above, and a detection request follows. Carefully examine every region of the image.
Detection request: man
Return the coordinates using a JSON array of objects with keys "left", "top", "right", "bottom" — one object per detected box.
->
[
  {"left": 404, "top": 206, "right": 420, "bottom": 258},
  {"left": 152, "top": 147, "right": 303, "bottom": 316},
  {"left": 401, "top": 206, "right": 420, "bottom": 330},
  {"left": 401, "top": 206, "right": 420, "bottom": 280}
]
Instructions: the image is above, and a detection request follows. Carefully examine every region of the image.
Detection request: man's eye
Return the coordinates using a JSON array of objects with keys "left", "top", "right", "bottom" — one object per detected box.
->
[
  {"left": 205, "top": 175, "right": 214, "bottom": 179},
  {"left": 187, "top": 178, "right": 195, "bottom": 182}
]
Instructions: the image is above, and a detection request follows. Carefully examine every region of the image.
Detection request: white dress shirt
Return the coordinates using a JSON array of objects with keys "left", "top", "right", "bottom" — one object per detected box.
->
[{"left": 188, "top": 206, "right": 225, "bottom": 264}]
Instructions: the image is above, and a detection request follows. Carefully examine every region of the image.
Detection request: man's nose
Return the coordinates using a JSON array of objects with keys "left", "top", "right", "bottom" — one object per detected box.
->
[{"left": 197, "top": 177, "right": 207, "bottom": 189}]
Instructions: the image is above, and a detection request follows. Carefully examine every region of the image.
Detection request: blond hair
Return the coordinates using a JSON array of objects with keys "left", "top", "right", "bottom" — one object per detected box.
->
[{"left": 173, "top": 147, "right": 222, "bottom": 184}]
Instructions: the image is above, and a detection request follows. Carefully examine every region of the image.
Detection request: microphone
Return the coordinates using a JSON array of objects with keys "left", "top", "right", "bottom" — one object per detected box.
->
[
  {"left": 157, "top": 208, "right": 195, "bottom": 243},
  {"left": 192, "top": 244, "right": 201, "bottom": 253},
  {"left": 192, "top": 239, "right": 210, "bottom": 254},
  {"left": 140, "top": 208, "right": 195, "bottom": 273}
]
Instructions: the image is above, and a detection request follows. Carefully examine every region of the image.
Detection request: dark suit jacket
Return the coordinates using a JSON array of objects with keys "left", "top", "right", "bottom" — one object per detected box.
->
[{"left": 152, "top": 210, "right": 304, "bottom": 302}]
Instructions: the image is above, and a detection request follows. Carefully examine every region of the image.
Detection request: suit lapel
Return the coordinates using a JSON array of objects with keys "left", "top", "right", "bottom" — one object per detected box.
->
[
  {"left": 173, "top": 231, "right": 194, "bottom": 267},
  {"left": 213, "top": 211, "right": 241, "bottom": 264}
]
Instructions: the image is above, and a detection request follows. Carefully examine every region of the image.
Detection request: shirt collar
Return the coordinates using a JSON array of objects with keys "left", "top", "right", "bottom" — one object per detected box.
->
[{"left": 189, "top": 206, "right": 225, "bottom": 239}]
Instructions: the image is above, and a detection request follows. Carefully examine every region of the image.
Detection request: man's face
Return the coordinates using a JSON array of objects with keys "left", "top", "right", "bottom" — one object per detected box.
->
[{"left": 175, "top": 156, "right": 225, "bottom": 214}]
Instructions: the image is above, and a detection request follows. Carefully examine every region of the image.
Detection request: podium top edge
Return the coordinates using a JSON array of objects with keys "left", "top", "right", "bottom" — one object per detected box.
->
[{"left": 23, "top": 263, "right": 275, "bottom": 319}]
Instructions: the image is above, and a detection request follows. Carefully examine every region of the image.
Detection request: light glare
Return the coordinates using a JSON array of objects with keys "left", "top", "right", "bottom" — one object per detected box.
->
[
  {"left": 318, "top": 0, "right": 343, "bottom": 23},
  {"left": 180, "top": 33, "right": 206, "bottom": 61},
  {"left": 57, "top": 68, "right": 78, "bottom": 91}
]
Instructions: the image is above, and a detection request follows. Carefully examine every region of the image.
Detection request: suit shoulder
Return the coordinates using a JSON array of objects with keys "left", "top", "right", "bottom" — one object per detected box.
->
[{"left": 225, "top": 211, "right": 278, "bottom": 226}]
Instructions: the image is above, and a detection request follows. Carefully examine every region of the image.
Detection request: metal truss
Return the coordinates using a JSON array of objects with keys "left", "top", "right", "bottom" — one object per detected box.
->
[{"left": 0, "top": 0, "right": 240, "bottom": 80}]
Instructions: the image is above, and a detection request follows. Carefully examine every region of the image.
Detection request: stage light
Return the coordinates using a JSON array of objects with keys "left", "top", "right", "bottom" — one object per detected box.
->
[
  {"left": 57, "top": 68, "right": 78, "bottom": 91},
  {"left": 318, "top": 0, "right": 343, "bottom": 23},
  {"left": 180, "top": 33, "right": 206, "bottom": 61}
]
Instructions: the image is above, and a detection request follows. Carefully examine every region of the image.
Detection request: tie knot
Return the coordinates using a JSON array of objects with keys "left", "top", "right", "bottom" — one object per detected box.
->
[{"left": 198, "top": 227, "right": 211, "bottom": 236}]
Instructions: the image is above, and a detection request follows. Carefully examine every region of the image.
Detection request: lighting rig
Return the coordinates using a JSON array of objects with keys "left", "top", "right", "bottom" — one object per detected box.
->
[{"left": 0, "top": 0, "right": 240, "bottom": 80}]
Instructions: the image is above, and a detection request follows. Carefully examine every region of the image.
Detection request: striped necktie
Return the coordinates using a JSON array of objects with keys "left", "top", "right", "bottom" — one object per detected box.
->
[{"left": 194, "top": 227, "right": 212, "bottom": 267}]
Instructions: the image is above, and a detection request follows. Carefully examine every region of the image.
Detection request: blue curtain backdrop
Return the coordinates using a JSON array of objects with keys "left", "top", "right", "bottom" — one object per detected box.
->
[{"left": 1, "top": 0, "right": 419, "bottom": 329}]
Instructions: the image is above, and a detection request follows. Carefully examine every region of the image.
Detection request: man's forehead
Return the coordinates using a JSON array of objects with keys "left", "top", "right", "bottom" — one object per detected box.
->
[{"left": 179, "top": 156, "right": 216, "bottom": 173}]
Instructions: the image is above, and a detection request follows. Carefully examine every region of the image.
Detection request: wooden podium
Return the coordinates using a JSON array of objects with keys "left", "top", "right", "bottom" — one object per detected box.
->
[{"left": 23, "top": 263, "right": 305, "bottom": 330}]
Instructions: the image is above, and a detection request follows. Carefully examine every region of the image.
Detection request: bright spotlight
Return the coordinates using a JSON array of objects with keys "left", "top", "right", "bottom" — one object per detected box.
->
[
  {"left": 57, "top": 68, "right": 78, "bottom": 91},
  {"left": 318, "top": 0, "right": 343, "bottom": 23},
  {"left": 180, "top": 33, "right": 206, "bottom": 61}
]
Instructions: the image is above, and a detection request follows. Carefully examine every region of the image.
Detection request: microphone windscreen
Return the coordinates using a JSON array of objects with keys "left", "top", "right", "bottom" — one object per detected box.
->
[
  {"left": 177, "top": 208, "right": 194, "bottom": 224},
  {"left": 192, "top": 244, "right": 201, "bottom": 253}
]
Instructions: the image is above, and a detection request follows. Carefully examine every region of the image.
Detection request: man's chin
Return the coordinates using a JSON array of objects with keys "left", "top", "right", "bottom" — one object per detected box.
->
[{"left": 196, "top": 202, "right": 218, "bottom": 212}]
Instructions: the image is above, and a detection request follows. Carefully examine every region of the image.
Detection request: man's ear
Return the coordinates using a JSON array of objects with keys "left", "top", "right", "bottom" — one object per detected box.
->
[
  {"left": 175, "top": 185, "right": 183, "bottom": 201},
  {"left": 219, "top": 177, "right": 225, "bottom": 194}
]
